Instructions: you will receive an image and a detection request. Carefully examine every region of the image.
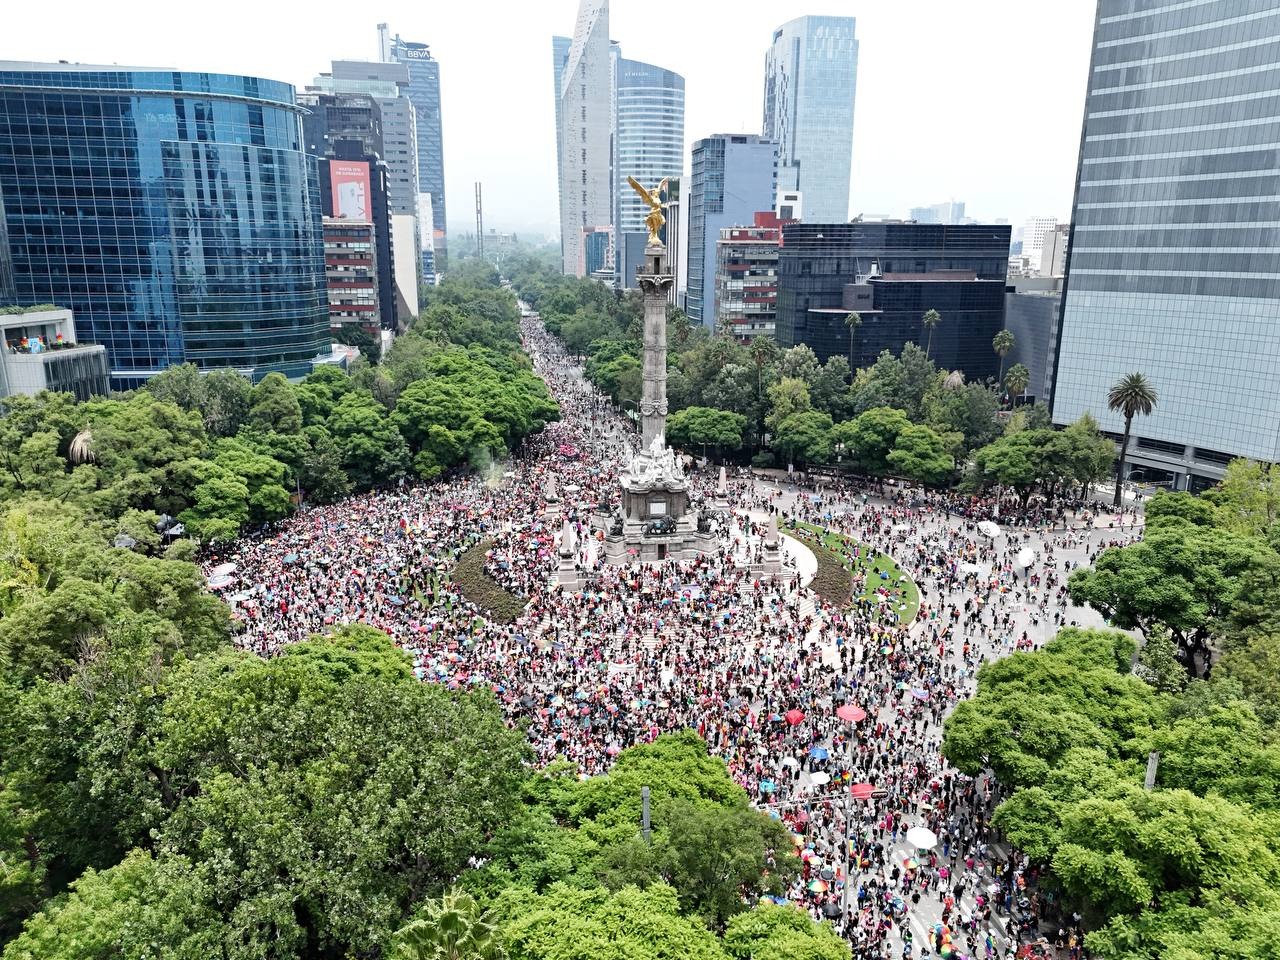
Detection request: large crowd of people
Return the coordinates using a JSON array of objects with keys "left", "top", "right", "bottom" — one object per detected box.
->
[{"left": 206, "top": 315, "right": 1141, "bottom": 960}]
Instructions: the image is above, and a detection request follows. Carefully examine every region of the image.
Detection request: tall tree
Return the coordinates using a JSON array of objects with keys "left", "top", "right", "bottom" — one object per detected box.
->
[
  {"left": 992, "top": 329, "right": 1015, "bottom": 382},
  {"left": 1107, "top": 373, "right": 1158, "bottom": 508},
  {"left": 921, "top": 309, "right": 942, "bottom": 361},
  {"left": 390, "top": 889, "right": 506, "bottom": 960},
  {"left": 666, "top": 407, "right": 746, "bottom": 462},
  {"left": 887, "top": 424, "right": 955, "bottom": 486},
  {"left": 1005, "top": 363, "right": 1031, "bottom": 405},
  {"left": 843, "top": 311, "right": 861, "bottom": 374},
  {"left": 832, "top": 407, "right": 910, "bottom": 476},
  {"left": 248, "top": 373, "right": 303, "bottom": 436}
]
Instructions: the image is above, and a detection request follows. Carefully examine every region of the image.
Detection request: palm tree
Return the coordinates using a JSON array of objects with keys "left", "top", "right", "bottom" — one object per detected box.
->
[
  {"left": 922, "top": 309, "right": 941, "bottom": 361},
  {"left": 992, "top": 329, "right": 1015, "bottom": 381},
  {"left": 1004, "top": 364, "right": 1030, "bottom": 406},
  {"left": 748, "top": 335, "right": 779, "bottom": 452},
  {"left": 390, "top": 889, "right": 505, "bottom": 960},
  {"left": 843, "top": 311, "right": 862, "bottom": 374},
  {"left": 1107, "top": 372, "right": 1158, "bottom": 508},
  {"left": 668, "top": 307, "right": 693, "bottom": 348},
  {"left": 68, "top": 427, "right": 95, "bottom": 464}
]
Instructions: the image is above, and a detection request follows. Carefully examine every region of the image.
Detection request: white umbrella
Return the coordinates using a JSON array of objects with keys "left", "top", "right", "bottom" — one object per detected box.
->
[
  {"left": 207, "top": 574, "right": 234, "bottom": 590},
  {"left": 1017, "top": 547, "right": 1036, "bottom": 568},
  {"left": 959, "top": 562, "right": 982, "bottom": 575},
  {"left": 780, "top": 756, "right": 801, "bottom": 769},
  {"left": 977, "top": 520, "right": 1000, "bottom": 539},
  {"left": 209, "top": 562, "right": 237, "bottom": 578},
  {"left": 810, "top": 771, "right": 831, "bottom": 786},
  {"left": 905, "top": 826, "right": 938, "bottom": 849}
]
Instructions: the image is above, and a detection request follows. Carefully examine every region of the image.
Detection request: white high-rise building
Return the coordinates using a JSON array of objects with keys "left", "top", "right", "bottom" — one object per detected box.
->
[
  {"left": 553, "top": 1, "right": 684, "bottom": 282},
  {"left": 1021, "top": 216, "right": 1058, "bottom": 275},
  {"left": 1039, "top": 223, "right": 1070, "bottom": 278},
  {"left": 554, "top": 0, "right": 614, "bottom": 277}
]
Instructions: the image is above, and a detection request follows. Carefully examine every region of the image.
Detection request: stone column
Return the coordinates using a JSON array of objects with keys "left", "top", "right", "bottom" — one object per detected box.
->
[{"left": 637, "top": 242, "right": 674, "bottom": 450}]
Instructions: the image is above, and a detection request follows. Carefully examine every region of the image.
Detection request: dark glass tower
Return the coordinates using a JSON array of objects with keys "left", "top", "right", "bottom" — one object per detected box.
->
[
  {"left": 0, "top": 62, "right": 330, "bottom": 387},
  {"left": 776, "top": 222, "right": 1010, "bottom": 377}
]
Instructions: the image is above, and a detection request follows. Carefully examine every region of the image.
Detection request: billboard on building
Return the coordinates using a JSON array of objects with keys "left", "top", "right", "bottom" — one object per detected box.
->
[{"left": 331, "top": 161, "right": 372, "bottom": 220}]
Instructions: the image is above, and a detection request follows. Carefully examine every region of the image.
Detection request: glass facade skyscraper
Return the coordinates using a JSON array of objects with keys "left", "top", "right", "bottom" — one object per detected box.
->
[
  {"left": 687, "top": 134, "right": 777, "bottom": 325},
  {"left": 763, "top": 16, "right": 858, "bottom": 224},
  {"left": 614, "top": 53, "right": 684, "bottom": 284},
  {"left": 553, "top": 0, "right": 613, "bottom": 277},
  {"left": 0, "top": 62, "right": 329, "bottom": 387},
  {"left": 775, "top": 222, "right": 1010, "bottom": 374},
  {"left": 385, "top": 31, "right": 448, "bottom": 267},
  {"left": 553, "top": 0, "right": 683, "bottom": 283},
  {"left": 1051, "top": 0, "right": 1280, "bottom": 489}
]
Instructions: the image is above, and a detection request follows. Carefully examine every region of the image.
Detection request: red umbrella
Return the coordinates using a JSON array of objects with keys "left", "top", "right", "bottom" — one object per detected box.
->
[
  {"left": 836, "top": 704, "right": 867, "bottom": 724},
  {"left": 784, "top": 709, "right": 806, "bottom": 725},
  {"left": 849, "top": 782, "right": 878, "bottom": 800}
]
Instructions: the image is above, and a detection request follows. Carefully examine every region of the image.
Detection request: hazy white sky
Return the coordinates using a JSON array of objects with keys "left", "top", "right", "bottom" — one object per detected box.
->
[{"left": 6, "top": 0, "right": 1096, "bottom": 238}]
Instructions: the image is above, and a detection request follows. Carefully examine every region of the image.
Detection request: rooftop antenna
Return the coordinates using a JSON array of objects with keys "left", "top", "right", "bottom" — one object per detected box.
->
[{"left": 475, "top": 182, "right": 485, "bottom": 259}]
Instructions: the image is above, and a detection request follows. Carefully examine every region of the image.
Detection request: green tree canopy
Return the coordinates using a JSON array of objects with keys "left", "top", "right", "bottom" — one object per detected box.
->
[
  {"left": 887, "top": 423, "right": 954, "bottom": 486},
  {"left": 831, "top": 407, "right": 910, "bottom": 475},
  {"left": 666, "top": 407, "right": 746, "bottom": 458}
]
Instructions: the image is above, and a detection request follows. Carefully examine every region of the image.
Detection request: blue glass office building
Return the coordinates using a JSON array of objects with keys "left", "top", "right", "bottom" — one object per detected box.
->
[
  {"left": 763, "top": 16, "right": 858, "bottom": 224},
  {"left": 0, "top": 62, "right": 330, "bottom": 387},
  {"left": 687, "top": 134, "right": 777, "bottom": 325},
  {"left": 613, "top": 53, "right": 684, "bottom": 285},
  {"left": 1052, "top": 0, "right": 1280, "bottom": 489}
]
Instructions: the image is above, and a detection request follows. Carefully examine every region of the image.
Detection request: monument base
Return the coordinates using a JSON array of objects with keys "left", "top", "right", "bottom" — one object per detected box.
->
[{"left": 601, "top": 516, "right": 719, "bottom": 565}]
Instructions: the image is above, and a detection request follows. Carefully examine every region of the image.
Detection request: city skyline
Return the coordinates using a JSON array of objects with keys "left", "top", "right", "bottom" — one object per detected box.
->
[{"left": 2, "top": 0, "right": 1094, "bottom": 238}]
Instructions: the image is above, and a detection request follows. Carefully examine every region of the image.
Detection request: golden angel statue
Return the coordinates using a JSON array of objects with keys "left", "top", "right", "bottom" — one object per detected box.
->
[{"left": 627, "top": 175, "right": 669, "bottom": 246}]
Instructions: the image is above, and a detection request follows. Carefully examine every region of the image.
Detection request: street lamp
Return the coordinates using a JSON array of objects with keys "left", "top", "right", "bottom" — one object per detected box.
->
[{"left": 839, "top": 706, "right": 868, "bottom": 924}]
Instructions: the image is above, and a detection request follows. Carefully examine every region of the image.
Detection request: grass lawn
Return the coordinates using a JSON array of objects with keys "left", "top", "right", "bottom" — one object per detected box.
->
[
  {"left": 450, "top": 539, "right": 529, "bottom": 624},
  {"left": 791, "top": 521, "right": 920, "bottom": 625}
]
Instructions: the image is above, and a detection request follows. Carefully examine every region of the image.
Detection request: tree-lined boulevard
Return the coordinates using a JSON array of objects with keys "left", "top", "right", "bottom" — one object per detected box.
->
[{"left": 1, "top": 259, "right": 1279, "bottom": 960}]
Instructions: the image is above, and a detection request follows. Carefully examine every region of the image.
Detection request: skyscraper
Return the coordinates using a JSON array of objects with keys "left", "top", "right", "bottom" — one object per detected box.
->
[
  {"left": 0, "top": 62, "right": 330, "bottom": 387},
  {"left": 381, "top": 26, "right": 448, "bottom": 268},
  {"left": 553, "top": 0, "right": 685, "bottom": 282},
  {"left": 1051, "top": 0, "right": 1280, "bottom": 491},
  {"left": 316, "top": 60, "right": 420, "bottom": 321},
  {"left": 321, "top": 61, "right": 418, "bottom": 216},
  {"left": 554, "top": 0, "right": 613, "bottom": 277},
  {"left": 763, "top": 16, "right": 858, "bottom": 224},
  {"left": 614, "top": 51, "right": 685, "bottom": 285},
  {"left": 687, "top": 134, "right": 777, "bottom": 325}
]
